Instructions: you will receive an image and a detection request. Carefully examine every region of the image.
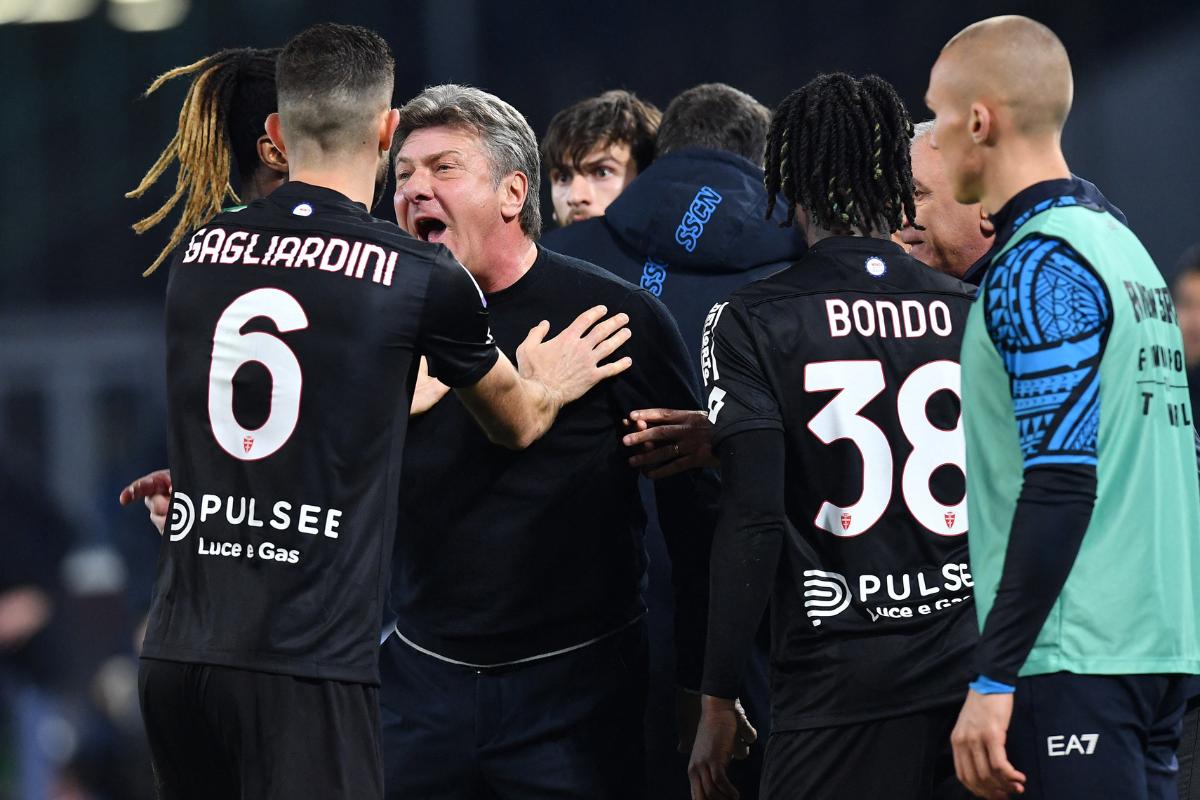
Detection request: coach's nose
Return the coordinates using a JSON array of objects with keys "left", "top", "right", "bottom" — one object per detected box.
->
[{"left": 401, "top": 167, "right": 434, "bottom": 204}]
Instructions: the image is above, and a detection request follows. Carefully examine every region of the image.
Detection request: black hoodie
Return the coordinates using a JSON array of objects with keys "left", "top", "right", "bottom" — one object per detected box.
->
[{"left": 541, "top": 147, "right": 807, "bottom": 387}]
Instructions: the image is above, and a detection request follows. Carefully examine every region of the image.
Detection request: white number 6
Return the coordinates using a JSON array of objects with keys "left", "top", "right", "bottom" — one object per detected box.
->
[{"left": 207, "top": 288, "right": 308, "bottom": 461}]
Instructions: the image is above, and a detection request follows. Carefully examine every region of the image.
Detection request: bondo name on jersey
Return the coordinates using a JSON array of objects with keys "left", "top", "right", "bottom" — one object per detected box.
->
[
  {"left": 824, "top": 298, "right": 955, "bottom": 339},
  {"left": 182, "top": 227, "right": 398, "bottom": 287}
]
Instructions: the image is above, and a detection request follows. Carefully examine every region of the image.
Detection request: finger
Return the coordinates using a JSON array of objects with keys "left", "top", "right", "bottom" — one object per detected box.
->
[
  {"left": 986, "top": 738, "right": 1026, "bottom": 792},
  {"left": 952, "top": 737, "right": 980, "bottom": 797},
  {"left": 629, "top": 445, "right": 679, "bottom": 470},
  {"left": 147, "top": 495, "right": 171, "bottom": 517},
  {"left": 121, "top": 472, "right": 172, "bottom": 505},
  {"left": 737, "top": 713, "right": 758, "bottom": 744},
  {"left": 589, "top": 327, "right": 632, "bottom": 363},
  {"left": 710, "top": 762, "right": 739, "bottom": 800},
  {"left": 968, "top": 740, "right": 994, "bottom": 797},
  {"left": 584, "top": 312, "right": 631, "bottom": 346},
  {"left": 951, "top": 737, "right": 969, "bottom": 793},
  {"left": 697, "top": 765, "right": 720, "bottom": 800},
  {"left": 630, "top": 408, "right": 695, "bottom": 425},
  {"left": 121, "top": 478, "right": 152, "bottom": 505},
  {"left": 732, "top": 738, "right": 750, "bottom": 760},
  {"left": 521, "top": 320, "right": 550, "bottom": 350},
  {"left": 563, "top": 305, "right": 608, "bottom": 338},
  {"left": 596, "top": 356, "right": 633, "bottom": 379},
  {"left": 622, "top": 424, "right": 687, "bottom": 448},
  {"left": 689, "top": 765, "right": 709, "bottom": 800}
]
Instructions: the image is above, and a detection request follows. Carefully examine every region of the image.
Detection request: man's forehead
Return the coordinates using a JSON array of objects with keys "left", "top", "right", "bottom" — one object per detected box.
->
[
  {"left": 909, "top": 142, "right": 933, "bottom": 179},
  {"left": 557, "top": 137, "right": 629, "bottom": 171},
  {"left": 395, "top": 124, "right": 483, "bottom": 160},
  {"left": 581, "top": 139, "right": 630, "bottom": 161}
]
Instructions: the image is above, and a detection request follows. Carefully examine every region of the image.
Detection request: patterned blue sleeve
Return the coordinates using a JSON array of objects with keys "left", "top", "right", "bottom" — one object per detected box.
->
[{"left": 983, "top": 235, "right": 1112, "bottom": 467}]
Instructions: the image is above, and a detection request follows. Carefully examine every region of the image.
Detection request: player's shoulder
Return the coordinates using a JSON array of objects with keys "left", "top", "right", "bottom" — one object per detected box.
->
[
  {"left": 733, "top": 244, "right": 971, "bottom": 310},
  {"left": 990, "top": 229, "right": 1097, "bottom": 292},
  {"left": 539, "top": 245, "right": 646, "bottom": 301},
  {"left": 539, "top": 245, "right": 674, "bottom": 326}
]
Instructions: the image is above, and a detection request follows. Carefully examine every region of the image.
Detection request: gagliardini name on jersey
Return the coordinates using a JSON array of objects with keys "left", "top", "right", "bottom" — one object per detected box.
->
[
  {"left": 182, "top": 227, "right": 399, "bottom": 287},
  {"left": 824, "top": 297, "right": 955, "bottom": 339}
]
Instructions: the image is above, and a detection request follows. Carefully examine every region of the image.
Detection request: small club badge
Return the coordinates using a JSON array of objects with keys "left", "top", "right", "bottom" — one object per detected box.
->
[
  {"left": 840, "top": 512, "right": 852, "bottom": 531},
  {"left": 944, "top": 511, "right": 956, "bottom": 529},
  {"left": 243, "top": 435, "right": 255, "bottom": 454},
  {"left": 865, "top": 256, "right": 887, "bottom": 278}
]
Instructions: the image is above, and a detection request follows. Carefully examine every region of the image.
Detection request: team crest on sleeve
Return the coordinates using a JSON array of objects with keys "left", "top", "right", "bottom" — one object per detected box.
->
[
  {"left": 291, "top": 203, "right": 313, "bottom": 217},
  {"left": 865, "top": 256, "right": 888, "bottom": 278}
]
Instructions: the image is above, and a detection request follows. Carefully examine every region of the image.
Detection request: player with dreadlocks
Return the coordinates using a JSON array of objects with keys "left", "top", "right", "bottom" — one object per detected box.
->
[
  {"left": 688, "top": 72, "right": 976, "bottom": 800},
  {"left": 127, "top": 47, "right": 286, "bottom": 277},
  {"left": 119, "top": 48, "right": 288, "bottom": 528}
]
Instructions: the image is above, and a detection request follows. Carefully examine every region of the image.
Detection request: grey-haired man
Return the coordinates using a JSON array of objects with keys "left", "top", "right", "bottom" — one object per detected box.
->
[{"left": 381, "top": 84, "right": 715, "bottom": 800}]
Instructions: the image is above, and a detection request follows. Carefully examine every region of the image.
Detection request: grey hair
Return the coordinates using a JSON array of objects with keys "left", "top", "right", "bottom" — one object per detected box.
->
[
  {"left": 394, "top": 84, "right": 542, "bottom": 238},
  {"left": 912, "top": 119, "right": 936, "bottom": 143}
]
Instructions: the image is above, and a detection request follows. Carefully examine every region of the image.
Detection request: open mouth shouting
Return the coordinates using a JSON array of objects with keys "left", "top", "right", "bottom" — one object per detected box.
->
[{"left": 414, "top": 215, "right": 449, "bottom": 244}]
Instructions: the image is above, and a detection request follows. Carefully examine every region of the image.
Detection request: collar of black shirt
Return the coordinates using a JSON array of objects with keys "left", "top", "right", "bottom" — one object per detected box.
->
[
  {"left": 806, "top": 235, "right": 905, "bottom": 258},
  {"left": 484, "top": 245, "right": 552, "bottom": 306},
  {"left": 961, "top": 246, "right": 995, "bottom": 287},
  {"left": 266, "top": 181, "right": 372, "bottom": 216}
]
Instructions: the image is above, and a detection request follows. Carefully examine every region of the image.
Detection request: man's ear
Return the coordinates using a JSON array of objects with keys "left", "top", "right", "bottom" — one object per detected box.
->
[
  {"left": 979, "top": 206, "right": 996, "bottom": 239},
  {"left": 265, "top": 113, "right": 286, "bottom": 155},
  {"left": 499, "top": 170, "right": 529, "bottom": 224},
  {"left": 256, "top": 134, "right": 288, "bottom": 175},
  {"left": 379, "top": 108, "right": 400, "bottom": 153},
  {"left": 970, "top": 102, "right": 993, "bottom": 146}
]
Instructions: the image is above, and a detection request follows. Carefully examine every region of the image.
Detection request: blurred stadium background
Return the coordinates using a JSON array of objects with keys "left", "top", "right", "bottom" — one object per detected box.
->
[{"left": 1, "top": 1, "right": 1198, "bottom": 796}]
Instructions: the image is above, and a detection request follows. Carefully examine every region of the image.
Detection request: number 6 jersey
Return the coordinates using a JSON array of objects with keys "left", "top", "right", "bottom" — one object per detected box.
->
[
  {"left": 703, "top": 237, "right": 977, "bottom": 728},
  {"left": 142, "top": 182, "right": 499, "bottom": 684}
]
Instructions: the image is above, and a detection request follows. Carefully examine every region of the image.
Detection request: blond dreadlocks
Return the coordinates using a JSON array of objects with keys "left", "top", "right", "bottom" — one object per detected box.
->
[{"left": 126, "top": 48, "right": 278, "bottom": 276}]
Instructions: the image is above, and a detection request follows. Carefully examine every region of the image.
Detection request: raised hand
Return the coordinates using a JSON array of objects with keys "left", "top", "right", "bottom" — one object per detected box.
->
[
  {"left": 119, "top": 469, "right": 173, "bottom": 535},
  {"left": 516, "top": 305, "right": 632, "bottom": 405}
]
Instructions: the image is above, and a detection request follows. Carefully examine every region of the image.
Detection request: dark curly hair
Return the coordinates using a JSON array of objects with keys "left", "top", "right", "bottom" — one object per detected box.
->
[{"left": 764, "top": 72, "right": 916, "bottom": 236}]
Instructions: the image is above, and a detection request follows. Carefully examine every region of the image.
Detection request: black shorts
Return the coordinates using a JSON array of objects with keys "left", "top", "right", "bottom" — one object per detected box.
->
[
  {"left": 761, "top": 704, "right": 972, "bottom": 800},
  {"left": 139, "top": 658, "right": 383, "bottom": 800},
  {"left": 1007, "top": 672, "right": 1186, "bottom": 800}
]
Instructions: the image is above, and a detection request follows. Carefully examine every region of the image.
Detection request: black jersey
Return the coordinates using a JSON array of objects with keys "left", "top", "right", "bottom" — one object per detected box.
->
[
  {"left": 391, "top": 246, "right": 712, "bottom": 675},
  {"left": 142, "top": 182, "right": 498, "bottom": 685},
  {"left": 704, "top": 237, "right": 976, "bottom": 729}
]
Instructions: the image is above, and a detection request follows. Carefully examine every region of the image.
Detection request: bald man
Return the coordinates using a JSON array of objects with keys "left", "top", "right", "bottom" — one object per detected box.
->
[
  {"left": 901, "top": 121, "right": 1125, "bottom": 288},
  {"left": 927, "top": 15, "right": 1200, "bottom": 800}
]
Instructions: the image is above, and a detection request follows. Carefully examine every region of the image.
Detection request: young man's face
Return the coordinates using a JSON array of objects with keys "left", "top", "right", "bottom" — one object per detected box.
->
[
  {"left": 549, "top": 140, "right": 638, "bottom": 226},
  {"left": 393, "top": 125, "right": 510, "bottom": 275}
]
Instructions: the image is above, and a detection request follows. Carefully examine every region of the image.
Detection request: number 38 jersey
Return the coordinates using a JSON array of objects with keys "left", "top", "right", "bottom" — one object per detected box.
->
[
  {"left": 142, "top": 182, "right": 498, "bottom": 685},
  {"left": 704, "top": 237, "right": 977, "bottom": 727}
]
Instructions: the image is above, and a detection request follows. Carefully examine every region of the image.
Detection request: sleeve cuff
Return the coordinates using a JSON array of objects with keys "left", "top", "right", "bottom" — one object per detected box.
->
[{"left": 969, "top": 675, "right": 1016, "bottom": 695}]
